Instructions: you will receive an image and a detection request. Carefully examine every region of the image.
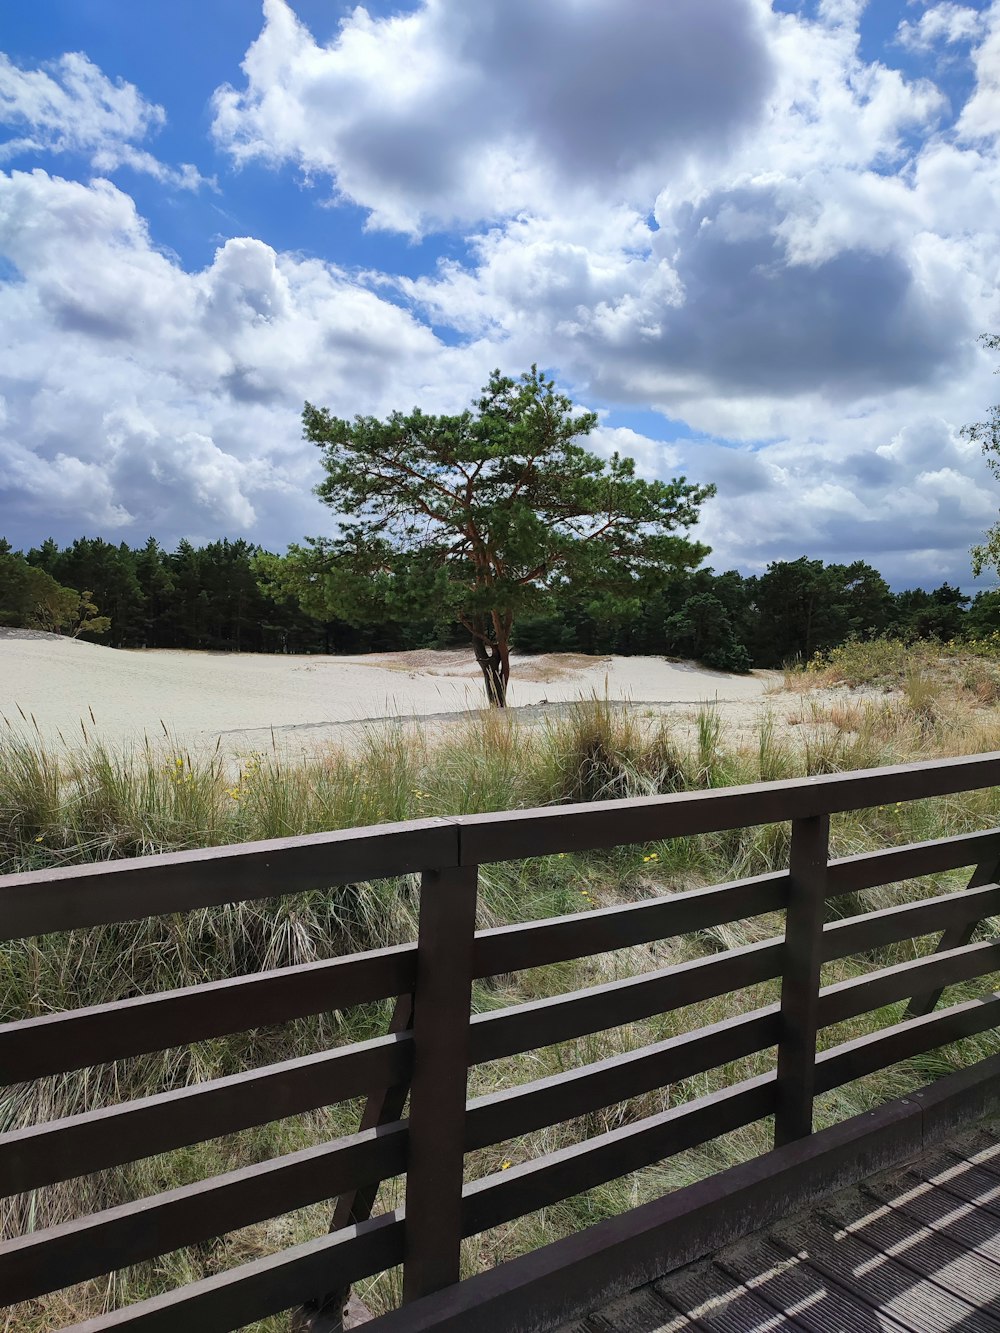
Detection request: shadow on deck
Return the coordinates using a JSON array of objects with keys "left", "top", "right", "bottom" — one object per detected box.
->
[{"left": 568, "top": 1119, "right": 1000, "bottom": 1332}]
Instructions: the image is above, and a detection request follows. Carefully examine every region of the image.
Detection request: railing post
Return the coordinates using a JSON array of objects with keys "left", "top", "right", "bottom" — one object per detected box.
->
[
  {"left": 774, "top": 814, "right": 829, "bottom": 1148},
  {"left": 402, "top": 863, "right": 479, "bottom": 1303}
]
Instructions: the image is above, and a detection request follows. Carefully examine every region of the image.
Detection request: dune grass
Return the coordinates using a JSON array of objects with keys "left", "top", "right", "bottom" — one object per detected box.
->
[{"left": 4, "top": 666, "right": 1000, "bottom": 1327}]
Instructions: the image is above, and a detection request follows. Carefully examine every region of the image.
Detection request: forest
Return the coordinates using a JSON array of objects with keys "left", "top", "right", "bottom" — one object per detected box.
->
[{"left": 1, "top": 534, "right": 994, "bottom": 671}]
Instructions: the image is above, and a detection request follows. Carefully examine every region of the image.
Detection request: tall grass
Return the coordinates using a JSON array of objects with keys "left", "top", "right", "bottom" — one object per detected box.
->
[{"left": 4, "top": 676, "right": 1000, "bottom": 1328}]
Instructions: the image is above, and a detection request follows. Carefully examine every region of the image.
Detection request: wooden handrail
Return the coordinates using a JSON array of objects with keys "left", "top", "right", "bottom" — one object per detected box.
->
[{"left": 3, "top": 753, "right": 1000, "bottom": 1331}]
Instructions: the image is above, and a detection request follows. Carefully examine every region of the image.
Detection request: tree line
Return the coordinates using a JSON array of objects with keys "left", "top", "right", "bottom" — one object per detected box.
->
[{"left": 1, "top": 534, "right": 994, "bottom": 669}]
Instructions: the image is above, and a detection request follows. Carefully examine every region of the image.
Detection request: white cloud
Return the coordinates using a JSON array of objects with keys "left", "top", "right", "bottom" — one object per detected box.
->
[
  {"left": 898, "top": 3, "right": 987, "bottom": 54},
  {"left": 957, "top": 4, "right": 1000, "bottom": 140},
  {"left": 0, "top": 168, "right": 500, "bottom": 549},
  {"left": 211, "top": 0, "right": 775, "bottom": 234},
  {"left": 0, "top": 51, "right": 210, "bottom": 190}
]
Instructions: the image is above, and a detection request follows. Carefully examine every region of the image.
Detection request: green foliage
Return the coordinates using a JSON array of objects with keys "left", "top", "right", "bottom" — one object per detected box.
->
[
  {"left": 293, "top": 366, "right": 714, "bottom": 704},
  {"left": 664, "top": 592, "right": 751, "bottom": 672},
  {"left": 0, "top": 543, "right": 110, "bottom": 637},
  {"left": 749, "top": 557, "right": 892, "bottom": 665},
  {"left": 887, "top": 582, "right": 969, "bottom": 640},
  {"left": 807, "top": 637, "right": 916, "bottom": 687},
  {"left": 3, "top": 528, "right": 991, "bottom": 678}
]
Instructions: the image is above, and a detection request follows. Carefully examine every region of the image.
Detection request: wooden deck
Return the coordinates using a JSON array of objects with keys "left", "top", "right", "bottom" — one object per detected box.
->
[{"left": 564, "top": 1120, "right": 1000, "bottom": 1332}]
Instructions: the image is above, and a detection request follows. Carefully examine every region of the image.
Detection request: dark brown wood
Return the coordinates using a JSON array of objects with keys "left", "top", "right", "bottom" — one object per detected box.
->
[
  {"left": 0, "top": 1120, "right": 408, "bottom": 1305},
  {"left": 7, "top": 759, "right": 989, "bottom": 953},
  {"left": 825, "top": 828, "right": 1000, "bottom": 897},
  {"left": 333, "top": 994, "right": 415, "bottom": 1230},
  {"left": 909, "top": 1049, "right": 1000, "bottom": 1141},
  {"left": 818, "top": 938, "right": 1000, "bottom": 1030},
  {"left": 906, "top": 856, "right": 1000, "bottom": 1018},
  {"left": 62, "top": 1212, "right": 405, "bottom": 1332},
  {"left": 0, "top": 943, "right": 416, "bottom": 1083},
  {"left": 774, "top": 815, "right": 829, "bottom": 1147},
  {"left": 469, "top": 937, "right": 784, "bottom": 1065},
  {"left": 464, "top": 1007, "right": 780, "bottom": 1151},
  {"left": 456, "top": 752, "right": 1000, "bottom": 864},
  {"left": 461, "top": 1073, "right": 777, "bottom": 1238},
  {"left": 403, "top": 866, "right": 479, "bottom": 1303},
  {"left": 0, "top": 819, "right": 459, "bottom": 941},
  {"left": 816, "top": 991, "right": 1000, "bottom": 1093},
  {"left": 472, "top": 872, "right": 788, "bottom": 978},
  {"left": 295, "top": 993, "right": 416, "bottom": 1332},
  {"left": 822, "top": 881, "right": 1000, "bottom": 961},
  {"left": 770, "top": 1212, "right": 993, "bottom": 1333},
  {"left": 660, "top": 1257, "right": 814, "bottom": 1332},
  {"left": 0, "top": 1028, "right": 413, "bottom": 1196}
]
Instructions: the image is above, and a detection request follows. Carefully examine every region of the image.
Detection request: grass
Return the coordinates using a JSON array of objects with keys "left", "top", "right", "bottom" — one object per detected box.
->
[{"left": 4, "top": 671, "right": 1000, "bottom": 1328}]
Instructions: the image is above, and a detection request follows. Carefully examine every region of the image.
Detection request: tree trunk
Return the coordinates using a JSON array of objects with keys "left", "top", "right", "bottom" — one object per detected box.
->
[{"left": 471, "top": 633, "right": 509, "bottom": 707}]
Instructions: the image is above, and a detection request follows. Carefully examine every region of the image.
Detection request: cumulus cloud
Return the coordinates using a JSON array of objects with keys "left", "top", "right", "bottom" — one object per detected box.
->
[
  {"left": 0, "top": 169, "right": 491, "bottom": 550},
  {"left": 211, "top": 0, "right": 775, "bottom": 233},
  {"left": 0, "top": 50, "right": 209, "bottom": 189},
  {"left": 683, "top": 411, "right": 998, "bottom": 585},
  {"left": 897, "top": 3, "right": 987, "bottom": 54}
]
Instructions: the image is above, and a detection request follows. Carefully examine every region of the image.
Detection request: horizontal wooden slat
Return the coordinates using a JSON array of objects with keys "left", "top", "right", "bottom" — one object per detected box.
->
[
  {"left": 63, "top": 1212, "right": 404, "bottom": 1333},
  {"left": 826, "top": 829, "right": 1000, "bottom": 897},
  {"left": 470, "top": 829, "right": 1000, "bottom": 981},
  {"left": 0, "top": 944, "right": 416, "bottom": 1083},
  {"left": 473, "top": 873, "right": 788, "bottom": 978},
  {"left": 0, "top": 1120, "right": 408, "bottom": 1305},
  {"left": 816, "top": 992, "right": 1000, "bottom": 1094},
  {"left": 0, "top": 1030, "right": 413, "bottom": 1196},
  {"left": 469, "top": 938, "right": 785, "bottom": 1065},
  {"left": 464, "top": 1007, "right": 779, "bottom": 1150},
  {"left": 0, "top": 818, "right": 458, "bottom": 941},
  {"left": 457, "top": 753, "right": 1000, "bottom": 864},
  {"left": 818, "top": 940, "right": 1000, "bottom": 1030},
  {"left": 822, "top": 882, "right": 1000, "bottom": 962},
  {"left": 461, "top": 1073, "right": 776, "bottom": 1237}
]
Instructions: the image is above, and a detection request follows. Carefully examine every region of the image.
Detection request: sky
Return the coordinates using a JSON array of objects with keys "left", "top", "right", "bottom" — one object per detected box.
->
[{"left": 2, "top": 0, "right": 1000, "bottom": 589}]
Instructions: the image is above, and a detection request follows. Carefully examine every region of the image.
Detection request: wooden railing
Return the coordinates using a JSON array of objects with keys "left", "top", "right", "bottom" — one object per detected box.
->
[{"left": 3, "top": 752, "right": 1000, "bottom": 1331}]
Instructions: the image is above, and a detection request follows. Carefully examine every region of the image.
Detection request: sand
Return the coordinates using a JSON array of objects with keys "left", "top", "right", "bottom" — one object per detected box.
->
[{"left": 0, "top": 629, "right": 779, "bottom": 757}]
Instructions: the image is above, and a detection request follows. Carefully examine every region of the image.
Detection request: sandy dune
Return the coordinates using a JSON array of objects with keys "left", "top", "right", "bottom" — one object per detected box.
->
[{"left": 0, "top": 629, "right": 774, "bottom": 756}]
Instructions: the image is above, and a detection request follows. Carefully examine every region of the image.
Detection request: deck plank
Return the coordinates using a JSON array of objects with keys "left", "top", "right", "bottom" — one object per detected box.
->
[
  {"left": 864, "top": 1174, "right": 1000, "bottom": 1264},
  {"left": 717, "top": 1234, "right": 912, "bottom": 1332},
  {"left": 567, "top": 1287, "right": 696, "bottom": 1331},
  {"left": 819, "top": 1184, "right": 1000, "bottom": 1304},
  {"left": 561, "top": 1124, "right": 1000, "bottom": 1333},
  {"left": 911, "top": 1155, "right": 1000, "bottom": 1214},
  {"left": 772, "top": 1211, "right": 1000, "bottom": 1333},
  {"left": 656, "top": 1259, "right": 806, "bottom": 1330}
]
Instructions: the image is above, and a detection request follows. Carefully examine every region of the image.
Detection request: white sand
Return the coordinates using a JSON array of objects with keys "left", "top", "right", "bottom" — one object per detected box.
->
[{"left": 0, "top": 630, "right": 776, "bottom": 757}]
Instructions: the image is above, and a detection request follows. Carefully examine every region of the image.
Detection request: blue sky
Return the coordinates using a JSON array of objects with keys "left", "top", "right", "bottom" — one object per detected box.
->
[{"left": 2, "top": 0, "right": 1000, "bottom": 587}]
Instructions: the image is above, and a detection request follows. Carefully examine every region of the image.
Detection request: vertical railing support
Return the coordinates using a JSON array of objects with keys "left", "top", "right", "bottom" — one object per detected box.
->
[
  {"left": 402, "top": 863, "right": 479, "bottom": 1303},
  {"left": 905, "top": 856, "right": 1000, "bottom": 1018},
  {"left": 291, "top": 992, "right": 416, "bottom": 1331},
  {"left": 774, "top": 814, "right": 829, "bottom": 1148}
]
